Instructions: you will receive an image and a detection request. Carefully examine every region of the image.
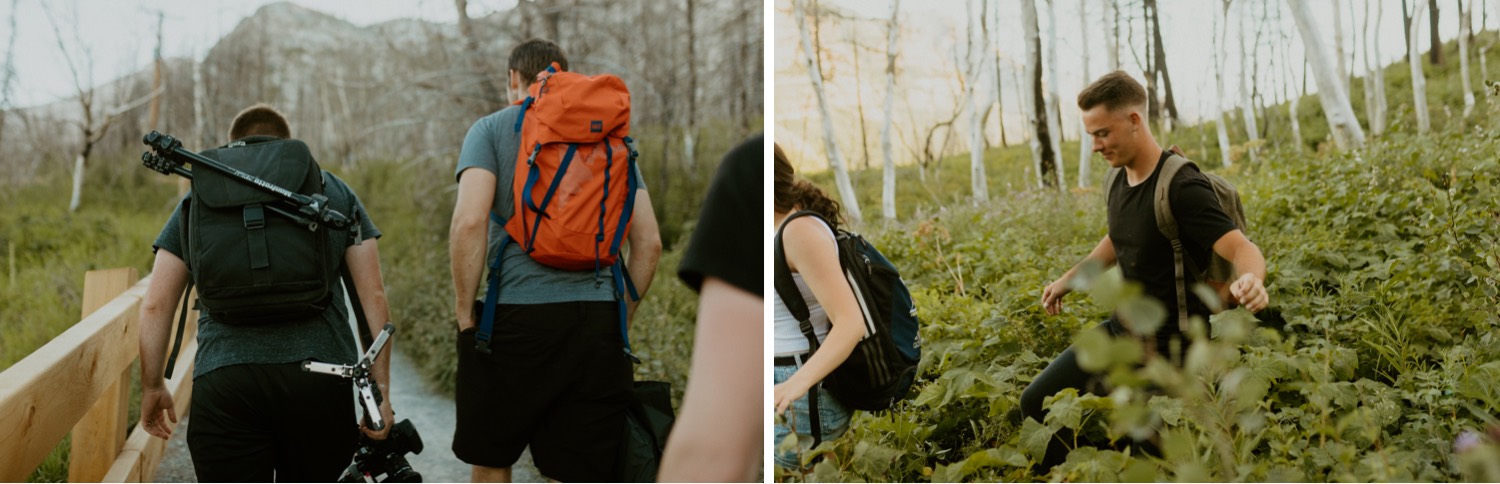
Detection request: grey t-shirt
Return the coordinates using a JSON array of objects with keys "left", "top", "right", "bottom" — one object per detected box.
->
[
  {"left": 153, "top": 172, "right": 381, "bottom": 379},
  {"left": 454, "top": 105, "right": 648, "bottom": 304}
]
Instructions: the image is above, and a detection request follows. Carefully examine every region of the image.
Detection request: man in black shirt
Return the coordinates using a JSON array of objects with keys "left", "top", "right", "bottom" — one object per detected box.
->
[{"left": 1025, "top": 71, "right": 1268, "bottom": 471}]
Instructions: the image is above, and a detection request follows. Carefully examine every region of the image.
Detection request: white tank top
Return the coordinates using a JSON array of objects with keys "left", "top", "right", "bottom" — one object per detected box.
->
[{"left": 773, "top": 217, "right": 836, "bottom": 356}]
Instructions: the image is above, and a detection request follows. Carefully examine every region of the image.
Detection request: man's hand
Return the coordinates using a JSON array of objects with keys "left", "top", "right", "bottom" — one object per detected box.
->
[
  {"left": 1041, "top": 277, "right": 1072, "bottom": 315},
  {"left": 361, "top": 395, "right": 395, "bottom": 441},
  {"left": 141, "top": 386, "right": 178, "bottom": 440},
  {"left": 456, "top": 303, "right": 476, "bottom": 332},
  {"left": 1229, "top": 273, "right": 1269, "bottom": 313}
]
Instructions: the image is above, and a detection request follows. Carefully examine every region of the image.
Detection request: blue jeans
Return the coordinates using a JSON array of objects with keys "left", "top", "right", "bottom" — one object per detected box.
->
[{"left": 773, "top": 363, "right": 852, "bottom": 468}]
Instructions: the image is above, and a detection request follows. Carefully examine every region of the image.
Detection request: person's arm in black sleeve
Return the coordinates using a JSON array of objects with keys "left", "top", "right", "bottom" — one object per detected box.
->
[{"left": 1172, "top": 168, "right": 1268, "bottom": 312}]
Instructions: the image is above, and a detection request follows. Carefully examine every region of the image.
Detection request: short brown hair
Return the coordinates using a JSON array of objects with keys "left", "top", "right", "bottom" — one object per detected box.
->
[
  {"left": 508, "top": 38, "right": 569, "bottom": 86},
  {"left": 1077, "top": 70, "right": 1147, "bottom": 113},
  {"left": 228, "top": 103, "right": 290, "bottom": 141}
]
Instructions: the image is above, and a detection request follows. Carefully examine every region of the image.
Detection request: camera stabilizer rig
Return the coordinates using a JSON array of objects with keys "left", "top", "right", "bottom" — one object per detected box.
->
[
  {"left": 304, "top": 323, "right": 396, "bottom": 431},
  {"left": 140, "top": 130, "right": 355, "bottom": 233}
]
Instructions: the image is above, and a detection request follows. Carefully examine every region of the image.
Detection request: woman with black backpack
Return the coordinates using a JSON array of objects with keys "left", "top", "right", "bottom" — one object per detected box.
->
[{"left": 772, "top": 144, "right": 865, "bottom": 470}]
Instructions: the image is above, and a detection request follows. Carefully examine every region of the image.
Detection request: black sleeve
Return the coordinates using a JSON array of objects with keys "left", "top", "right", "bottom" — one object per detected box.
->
[
  {"left": 1169, "top": 166, "right": 1238, "bottom": 253},
  {"left": 677, "top": 135, "right": 763, "bottom": 297}
]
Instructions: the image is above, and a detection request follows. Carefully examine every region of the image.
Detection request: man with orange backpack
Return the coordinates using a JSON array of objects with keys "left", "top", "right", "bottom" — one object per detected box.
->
[{"left": 447, "top": 38, "right": 662, "bottom": 482}]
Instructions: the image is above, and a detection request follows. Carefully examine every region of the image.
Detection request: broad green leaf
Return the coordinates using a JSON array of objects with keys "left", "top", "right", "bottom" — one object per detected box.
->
[
  {"left": 1020, "top": 417, "right": 1059, "bottom": 460},
  {"left": 1044, "top": 389, "right": 1084, "bottom": 429},
  {"left": 1074, "top": 326, "right": 1113, "bottom": 372},
  {"left": 1118, "top": 296, "right": 1167, "bottom": 336}
]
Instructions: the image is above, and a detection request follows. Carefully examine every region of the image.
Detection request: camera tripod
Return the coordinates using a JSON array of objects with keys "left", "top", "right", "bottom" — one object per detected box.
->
[
  {"left": 140, "top": 130, "right": 355, "bottom": 233},
  {"left": 304, "top": 323, "right": 396, "bottom": 431}
]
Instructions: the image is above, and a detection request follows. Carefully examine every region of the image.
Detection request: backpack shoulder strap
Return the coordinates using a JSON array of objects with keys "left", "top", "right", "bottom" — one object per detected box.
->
[
  {"left": 1154, "top": 154, "right": 1194, "bottom": 331},
  {"left": 1103, "top": 166, "right": 1123, "bottom": 203},
  {"left": 773, "top": 210, "right": 834, "bottom": 356}
]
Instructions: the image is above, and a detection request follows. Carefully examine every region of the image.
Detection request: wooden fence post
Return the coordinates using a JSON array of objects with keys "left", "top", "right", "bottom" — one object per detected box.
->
[{"left": 68, "top": 268, "right": 138, "bottom": 483}]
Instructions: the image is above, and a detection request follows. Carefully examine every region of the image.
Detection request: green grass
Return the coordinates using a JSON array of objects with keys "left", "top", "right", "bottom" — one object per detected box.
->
[{"left": 782, "top": 35, "right": 1500, "bottom": 483}]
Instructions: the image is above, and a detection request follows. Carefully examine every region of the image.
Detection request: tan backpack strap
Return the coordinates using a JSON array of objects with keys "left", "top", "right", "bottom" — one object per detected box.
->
[
  {"left": 1103, "top": 167, "right": 1123, "bottom": 204},
  {"left": 1154, "top": 154, "right": 1192, "bottom": 332}
]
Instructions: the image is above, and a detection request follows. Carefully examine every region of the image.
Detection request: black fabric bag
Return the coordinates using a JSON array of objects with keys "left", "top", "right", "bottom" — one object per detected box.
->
[
  {"left": 183, "top": 136, "right": 336, "bottom": 325},
  {"left": 617, "top": 380, "right": 675, "bottom": 482}
]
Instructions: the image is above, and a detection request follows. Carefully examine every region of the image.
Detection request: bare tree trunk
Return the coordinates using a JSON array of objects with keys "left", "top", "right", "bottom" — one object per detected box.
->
[
  {"left": 1044, "top": 0, "right": 1066, "bottom": 188},
  {"left": 1078, "top": 0, "right": 1093, "bottom": 188},
  {"left": 1105, "top": 0, "right": 1120, "bottom": 71},
  {"left": 1410, "top": 0, "right": 1432, "bottom": 133},
  {"left": 852, "top": 21, "right": 871, "bottom": 170},
  {"left": 1334, "top": 0, "right": 1348, "bottom": 93},
  {"left": 1403, "top": 0, "right": 1415, "bottom": 62},
  {"left": 1291, "top": 59, "right": 1305, "bottom": 150},
  {"left": 455, "top": 0, "right": 504, "bottom": 114},
  {"left": 0, "top": 0, "right": 18, "bottom": 148},
  {"left": 1239, "top": 3, "right": 1260, "bottom": 163},
  {"left": 1430, "top": 0, "right": 1444, "bottom": 65},
  {"left": 148, "top": 12, "right": 163, "bottom": 132},
  {"left": 1150, "top": 0, "right": 1179, "bottom": 126},
  {"left": 795, "top": 0, "right": 863, "bottom": 221},
  {"left": 1461, "top": 0, "right": 1477, "bottom": 117},
  {"left": 189, "top": 60, "right": 206, "bottom": 196},
  {"left": 1022, "top": 0, "right": 1057, "bottom": 189},
  {"left": 684, "top": 0, "right": 698, "bottom": 174},
  {"left": 968, "top": 0, "right": 990, "bottom": 202},
  {"left": 1143, "top": 0, "right": 1161, "bottom": 128},
  {"left": 1214, "top": 2, "right": 1233, "bottom": 167},
  {"left": 1287, "top": 0, "right": 1367, "bottom": 148},
  {"left": 1365, "top": 0, "right": 1389, "bottom": 135},
  {"left": 883, "top": 0, "right": 900, "bottom": 221}
]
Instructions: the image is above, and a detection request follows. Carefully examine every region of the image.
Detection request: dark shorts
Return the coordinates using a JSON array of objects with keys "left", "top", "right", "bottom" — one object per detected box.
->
[
  {"left": 188, "top": 362, "right": 357, "bottom": 482},
  {"left": 452, "top": 301, "right": 632, "bottom": 482}
]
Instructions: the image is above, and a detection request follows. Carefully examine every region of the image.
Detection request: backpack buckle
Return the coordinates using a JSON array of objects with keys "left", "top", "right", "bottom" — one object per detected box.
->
[{"left": 243, "top": 205, "right": 266, "bottom": 230}]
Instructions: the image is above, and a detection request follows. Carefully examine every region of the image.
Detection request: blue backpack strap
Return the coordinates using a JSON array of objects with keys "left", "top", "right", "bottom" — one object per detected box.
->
[
  {"left": 520, "top": 143, "right": 579, "bottom": 252},
  {"left": 611, "top": 137, "right": 642, "bottom": 361},
  {"left": 511, "top": 64, "right": 556, "bottom": 133},
  {"left": 475, "top": 213, "right": 510, "bottom": 354}
]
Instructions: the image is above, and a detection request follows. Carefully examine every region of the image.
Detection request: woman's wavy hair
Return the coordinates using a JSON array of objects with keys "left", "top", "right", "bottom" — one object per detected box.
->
[{"left": 774, "top": 143, "right": 844, "bottom": 231}]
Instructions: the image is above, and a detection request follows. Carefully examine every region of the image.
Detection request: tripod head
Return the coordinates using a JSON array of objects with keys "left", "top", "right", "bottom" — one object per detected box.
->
[{"left": 305, "top": 323, "right": 396, "bottom": 431}]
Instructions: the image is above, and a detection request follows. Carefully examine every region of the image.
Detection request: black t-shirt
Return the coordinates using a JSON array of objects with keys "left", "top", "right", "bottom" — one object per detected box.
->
[
  {"left": 677, "top": 135, "right": 763, "bottom": 297},
  {"left": 1107, "top": 151, "right": 1237, "bottom": 332}
]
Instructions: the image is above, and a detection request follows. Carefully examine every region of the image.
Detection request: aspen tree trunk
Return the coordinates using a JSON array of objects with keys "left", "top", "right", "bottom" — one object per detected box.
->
[
  {"left": 1372, "top": 1, "right": 1388, "bottom": 132},
  {"left": 1409, "top": 0, "right": 1432, "bottom": 133},
  {"left": 1461, "top": 0, "right": 1476, "bottom": 117},
  {"left": 1364, "top": 0, "right": 1388, "bottom": 135},
  {"left": 1078, "top": 0, "right": 1093, "bottom": 188},
  {"left": 1214, "top": 3, "right": 1234, "bottom": 167},
  {"left": 1105, "top": 0, "right": 1120, "bottom": 71},
  {"left": 968, "top": 0, "right": 990, "bottom": 202},
  {"left": 1334, "top": 0, "right": 1348, "bottom": 93},
  {"left": 1239, "top": 3, "right": 1260, "bottom": 163},
  {"left": 1287, "top": 0, "right": 1367, "bottom": 148},
  {"left": 1044, "top": 0, "right": 1066, "bottom": 188},
  {"left": 882, "top": 0, "right": 900, "bottom": 221},
  {"left": 1022, "top": 0, "right": 1056, "bottom": 189},
  {"left": 795, "top": 0, "right": 863, "bottom": 221}
]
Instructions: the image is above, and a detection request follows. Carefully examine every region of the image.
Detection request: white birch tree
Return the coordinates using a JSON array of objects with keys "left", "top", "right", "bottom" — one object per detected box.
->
[
  {"left": 1044, "top": 0, "right": 1066, "bottom": 188},
  {"left": 967, "top": 0, "right": 990, "bottom": 202},
  {"left": 1022, "top": 0, "right": 1057, "bottom": 189},
  {"left": 1078, "top": 0, "right": 1093, "bottom": 188},
  {"left": 795, "top": 0, "right": 863, "bottom": 222},
  {"left": 1460, "top": 0, "right": 1476, "bottom": 118},
  {"left": 1408, "top": 0, "right": 1431, "bottom": 133},
  {"left": 1239, "top": 2, "right": 1261, "bottom": 163},
  {"left": 882, "top": 0, "right": 900, "bottom": 220},
  {"left": 1287, "top": 0, "right": 1366, "bottom": 148},
  {"left": 1214, "top": 2, "right": 1234, "bottom": 167},
  {"left": 1364, "top": 0, "right": 1389, "bottom": 135}
]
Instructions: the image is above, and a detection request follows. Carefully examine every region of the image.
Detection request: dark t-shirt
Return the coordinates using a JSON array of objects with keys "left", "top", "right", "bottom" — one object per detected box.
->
[
  {"left": 153, "top": 172, "right": 381, "bottom": 379},
  {"left": 678, "top": 135, "right": 763, "bottom": 297},
  {"left": 1107, "top": 151, "right": 1237, "bottom": 332}
]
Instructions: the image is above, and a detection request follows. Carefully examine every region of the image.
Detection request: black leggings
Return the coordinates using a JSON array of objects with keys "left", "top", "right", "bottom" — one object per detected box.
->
[{"left": 1020, "top": 320, "right": 1185, "bottom": 472}]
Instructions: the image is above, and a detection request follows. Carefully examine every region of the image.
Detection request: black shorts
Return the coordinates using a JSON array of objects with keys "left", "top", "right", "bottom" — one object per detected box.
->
[
  {"left": 452, "top": 301, "right": 632, "bottom": 482},
  {"left": 187, "top": 362, "right": 357, "bottom": 482}
]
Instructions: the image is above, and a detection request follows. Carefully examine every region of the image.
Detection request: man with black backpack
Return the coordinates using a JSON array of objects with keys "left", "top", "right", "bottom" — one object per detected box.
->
[
  {"left": 137, "top": 104, "right": 394, "bottom": 482},
  {"left": 448, "top": 38, "right": 662, "bottom": 482},
  {"left": 1027, "top": 71, "right": 1269, "bottom": 472}
]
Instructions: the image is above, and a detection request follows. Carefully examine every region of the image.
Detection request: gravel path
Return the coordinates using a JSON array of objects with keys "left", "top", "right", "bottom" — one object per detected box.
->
[{"left": 153, "top": 349, "right": 543, "bottom": 482}]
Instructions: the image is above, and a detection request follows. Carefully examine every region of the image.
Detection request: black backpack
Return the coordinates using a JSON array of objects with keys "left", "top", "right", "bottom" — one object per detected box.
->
[
  {"left": 182, "top": 136, "right": 339, "bottom": 325},
  {"left": 773, "top": 211, "right": 920, "bottom": 443}
]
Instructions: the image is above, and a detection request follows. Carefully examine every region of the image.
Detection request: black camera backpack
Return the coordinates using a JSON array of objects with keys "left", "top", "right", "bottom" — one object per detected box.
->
[
  {"left": 773, "top": 211, "right": 921, "bottom": 446},
  {"left": 181, "top": 136, "right": 338, "bottom": 325}
]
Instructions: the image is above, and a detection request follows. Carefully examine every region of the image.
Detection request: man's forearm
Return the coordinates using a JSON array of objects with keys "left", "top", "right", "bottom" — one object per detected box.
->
[
  {"left": 139, "top": 306, "right": 174, "bottom": 389},
  {"left": 449, "top": 220, "right": 487, "bottom": 323},
  {"left": 625, "top": 244, "right": 660, "bottom": 300},
  {"left": 1233, "top": 243, "right": 1267, "bottom": 282}
]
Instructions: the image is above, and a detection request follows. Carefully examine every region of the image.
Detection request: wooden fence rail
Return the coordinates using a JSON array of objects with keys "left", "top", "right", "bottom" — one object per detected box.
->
[{"left": 0, "top": 268, "right": 197, "bottom": 482}]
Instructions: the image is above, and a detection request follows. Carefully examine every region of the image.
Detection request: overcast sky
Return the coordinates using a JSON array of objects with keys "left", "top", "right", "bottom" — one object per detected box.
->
[{"left": 2, "top": 0, "right": 520, "bottom": 107}]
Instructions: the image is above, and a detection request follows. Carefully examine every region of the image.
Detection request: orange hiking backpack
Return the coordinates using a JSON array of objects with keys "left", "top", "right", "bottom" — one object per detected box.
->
[
  {"left": 506, "top": 62, "right": 637, "bottom": 272},
  {"left": 475, "top": 62, "right": 642, "bottom": 357}
]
